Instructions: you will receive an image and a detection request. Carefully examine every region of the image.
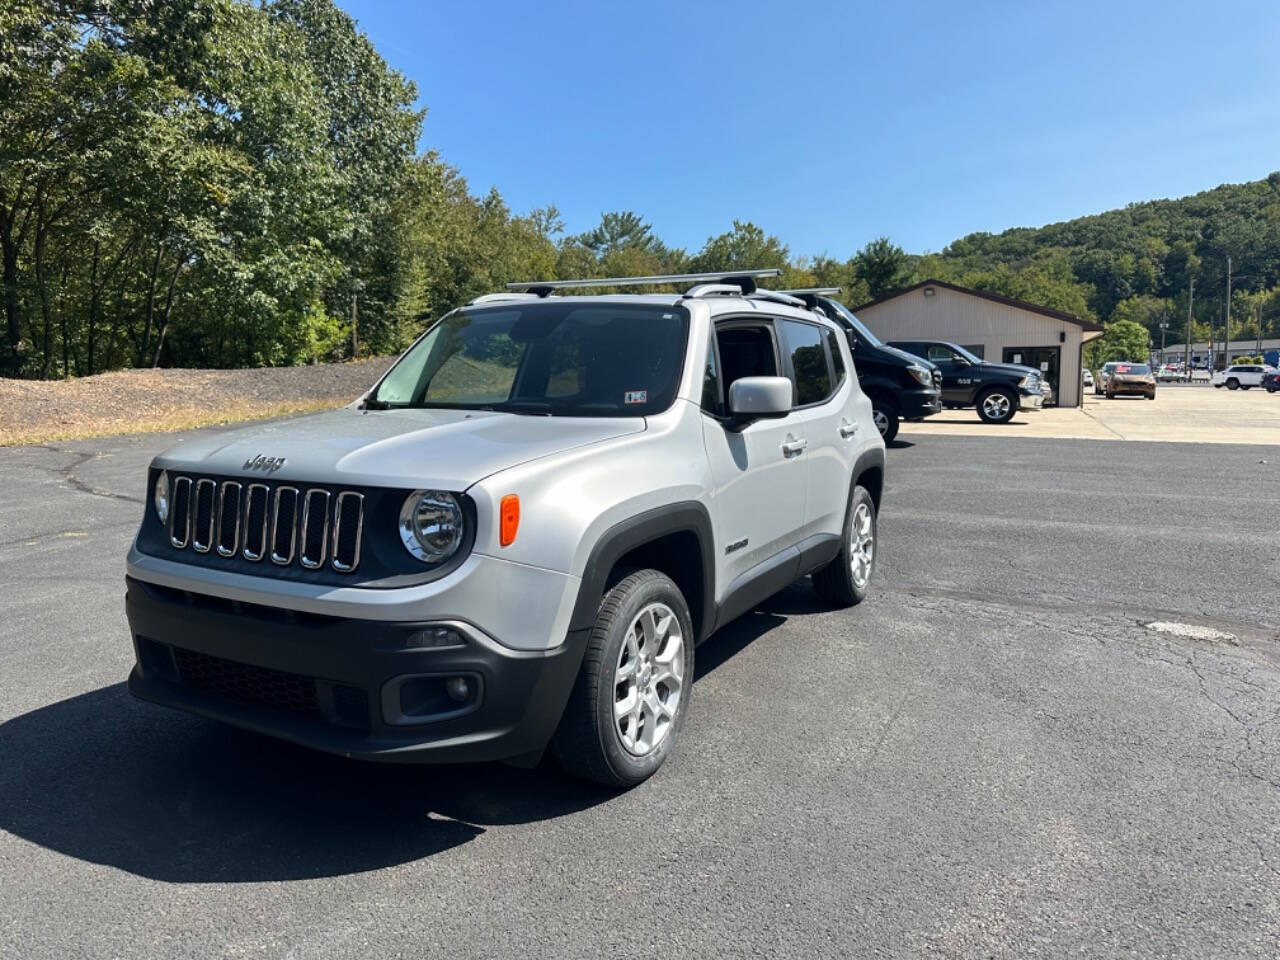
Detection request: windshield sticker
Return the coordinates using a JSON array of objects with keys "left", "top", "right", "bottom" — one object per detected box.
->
[{"left": 624, "top": 390, "right": 648, "bottom": 405}]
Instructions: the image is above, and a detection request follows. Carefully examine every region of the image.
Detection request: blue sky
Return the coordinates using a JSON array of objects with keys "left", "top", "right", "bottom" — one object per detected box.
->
[{"left": 339, "top": 0, "right": 1280, "bottom": 258}]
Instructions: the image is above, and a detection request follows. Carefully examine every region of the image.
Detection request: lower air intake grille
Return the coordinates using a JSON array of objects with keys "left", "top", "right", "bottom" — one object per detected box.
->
[{"left": 172, "top": 647, "right": 320, "bottom": 715}]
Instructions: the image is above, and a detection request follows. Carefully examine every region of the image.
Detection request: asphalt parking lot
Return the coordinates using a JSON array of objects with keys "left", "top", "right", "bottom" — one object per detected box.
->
[{"left": 2, "top": 428, "right": 1279, "bottom": 959}]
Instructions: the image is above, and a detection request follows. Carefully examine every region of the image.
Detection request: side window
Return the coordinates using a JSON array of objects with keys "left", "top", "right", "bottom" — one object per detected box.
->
[
  {"left": 826, "top": 329, "right": 846, "bottom": 386},
  {"left": 780, "top": 319, "right": 831, "bottom": 406},
  {"left": 926, "top": 344, "right": 956, "bottom": 364},
  {"left": 701, "top": 330, "right": 724, "bottom": 416}
]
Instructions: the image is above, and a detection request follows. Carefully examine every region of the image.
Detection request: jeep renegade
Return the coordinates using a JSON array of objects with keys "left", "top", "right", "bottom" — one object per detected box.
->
[{"left": 125, "top": 269, "right": 886, "bottom": 787}]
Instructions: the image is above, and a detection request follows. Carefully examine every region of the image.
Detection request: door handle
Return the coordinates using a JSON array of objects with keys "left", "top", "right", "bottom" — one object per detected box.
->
[
  {"left": 839, "top": 419, "right": 857, "bottom": 439},
  {"left": 781, "top": 437, "right": 808, "bottom": 457}
]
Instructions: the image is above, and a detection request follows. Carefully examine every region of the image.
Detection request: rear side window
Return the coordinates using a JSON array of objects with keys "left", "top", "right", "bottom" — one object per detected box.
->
[
  {"left": 780, "top": 320, "right": 831, "bottom": 406},
  {"left": 826, "top": 330, "right": 846, "bottom": 386}
]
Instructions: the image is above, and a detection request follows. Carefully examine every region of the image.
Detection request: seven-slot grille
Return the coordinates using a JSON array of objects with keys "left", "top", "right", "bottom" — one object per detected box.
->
[{"left": 166, "top": 475, "right": 363, "bottom": 572}]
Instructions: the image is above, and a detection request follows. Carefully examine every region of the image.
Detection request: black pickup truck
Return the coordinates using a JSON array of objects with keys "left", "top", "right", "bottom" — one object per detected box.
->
[
  {"left": 887, "top": 339, "right": 1045, "bottom": 424},
  {"left": 786, "top": 292, "right": 942, "bottom": 442}
]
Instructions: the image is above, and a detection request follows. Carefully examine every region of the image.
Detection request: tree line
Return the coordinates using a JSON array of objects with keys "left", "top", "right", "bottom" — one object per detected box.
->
[{"left": 4, "top": 0, "right": 1279, "bottom": 380}]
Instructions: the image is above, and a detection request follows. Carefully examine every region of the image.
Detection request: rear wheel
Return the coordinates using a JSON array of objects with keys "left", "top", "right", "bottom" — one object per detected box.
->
[
  {"left": 813, "top": 485, "right": 876, "bottom": 607},
  {"left": 551, "top": 570, "right": 694, "bottom": 788},
  {"left": 977, "top": 387, "right": 1016, "bottom": 423},
  {"left": 869, "top": 395, "right": 899, "bottom": 443}
]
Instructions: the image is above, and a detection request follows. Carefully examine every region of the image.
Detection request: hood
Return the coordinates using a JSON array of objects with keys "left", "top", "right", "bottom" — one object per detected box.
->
[
  {"left": 876, "top": 344, "right": 941, "bottom": 372},
  {"left": 152, "top": 407, "right": 646, "bottom": 490},
  {"left": 980, "top": 361, "right": 1040, "bottom": 380}
]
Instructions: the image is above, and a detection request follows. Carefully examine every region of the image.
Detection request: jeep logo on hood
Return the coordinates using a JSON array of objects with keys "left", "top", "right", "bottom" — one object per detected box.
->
[{"left": 243, "top": 454, "right": 286, "bottom": 474}]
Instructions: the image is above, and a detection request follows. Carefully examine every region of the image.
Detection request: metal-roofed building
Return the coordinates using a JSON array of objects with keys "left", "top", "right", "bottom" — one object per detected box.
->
[{"left": 852, "top": 279, "right": 1104, "bottom": 408}]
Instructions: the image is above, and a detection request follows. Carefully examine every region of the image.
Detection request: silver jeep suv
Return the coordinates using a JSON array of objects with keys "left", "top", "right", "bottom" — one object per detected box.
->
[{"left": 125, "top": 269, "right": 886, "bottom": 786}]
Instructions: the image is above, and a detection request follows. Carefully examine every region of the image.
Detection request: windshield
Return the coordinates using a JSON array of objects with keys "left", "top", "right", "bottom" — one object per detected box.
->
[
  {"left": 1116, "top": 363, "right": 1150, "bottom": 374},
  {"left": 371, "top": 302, "right": 689, "bottom": 416},
  {"left": 820, "top": 299, "right": 883, "bottom": 347}
]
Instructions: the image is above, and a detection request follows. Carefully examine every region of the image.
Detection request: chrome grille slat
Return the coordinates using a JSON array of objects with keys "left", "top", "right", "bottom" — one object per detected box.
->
[
  {"left": 216, "top": 481, "right": 242, "bottom": 557},
  {"left": 163, "top": 474, "right": 363, "bottom": 575},
  {"left": 242, "top": 483, "right": 270, "bottom": 561},
  {"left": 192, "top": 479, "right": 217, "bottom": 553},
  {"left": 169, "top": 476, "right": 192, "bottom": 548},
  {"left": 331, "top": 491, "right": 364, "bottom": 572},
  {"left": 270, "top": 487, "right": 300, "bottom": 566},
  {"left": 299, "top": 489, "right": 330, "bottom": 569}
]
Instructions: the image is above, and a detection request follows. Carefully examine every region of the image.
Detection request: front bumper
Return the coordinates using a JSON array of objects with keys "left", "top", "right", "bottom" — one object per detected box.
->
[
  {"left": 1109, "top": 381, "right": 1156, "bottom": 396},
  {"left": 125, "top": 576, "right": 587, "bottom": 764},
  {"left": 1017, "top": 389, "right": 1044, "bottom": 410},
  {"left": 900, "top": 386, "right": 942, "bottom": 419}
]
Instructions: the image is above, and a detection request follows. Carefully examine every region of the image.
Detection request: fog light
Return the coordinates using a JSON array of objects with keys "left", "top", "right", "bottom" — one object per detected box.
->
[{"left": 445, "top": 676, "right": 470, "bottom": 702}]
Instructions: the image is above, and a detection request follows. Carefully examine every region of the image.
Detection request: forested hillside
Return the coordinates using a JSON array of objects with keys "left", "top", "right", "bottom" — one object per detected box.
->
[{"left": 3, "top": 0, "right": 1279, "bottom": 379}]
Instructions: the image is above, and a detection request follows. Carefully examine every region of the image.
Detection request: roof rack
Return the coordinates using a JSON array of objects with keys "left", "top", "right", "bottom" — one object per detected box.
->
[
  {"left": 506, "top": 268, "right": 782, "bottom": 298},
  {"left": 467, "top": 292, "right": 542, "bottom": 305}
]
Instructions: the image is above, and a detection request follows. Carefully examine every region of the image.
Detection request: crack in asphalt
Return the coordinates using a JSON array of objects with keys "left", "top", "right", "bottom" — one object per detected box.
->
[{"left": 29, "top": 444, "right": 144, "bottom": 505}]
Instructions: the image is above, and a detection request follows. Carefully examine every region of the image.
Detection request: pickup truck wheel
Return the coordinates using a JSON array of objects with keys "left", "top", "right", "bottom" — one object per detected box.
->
[
  {"left": 976, "top": 387, "right": 1016, "bottom": 423},
  {"left": 551, "top": 570, "right": 693, "bottom": 788},
  {"left": 812, "top": 485, "right": 876, "bottom": 607},
  {"left": 870, "top": 396, "right": 899, "bottom": 443}
]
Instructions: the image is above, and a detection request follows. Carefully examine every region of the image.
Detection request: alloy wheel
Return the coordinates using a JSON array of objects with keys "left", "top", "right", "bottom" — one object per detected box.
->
[
  {"left": 613, "top": 602, "right": 684, "bottom": 757},
  {"left": 849, "top": 501, "right": 874, "bottom": 588},
  {"left": 982, "top": 392, "right": 1011, "bottom": 420},
  {"left": 872, "top": 408, "right": 890, "bottom": 437}
]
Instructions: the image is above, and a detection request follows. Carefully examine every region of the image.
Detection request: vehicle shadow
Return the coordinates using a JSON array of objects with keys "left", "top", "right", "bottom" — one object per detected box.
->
[
  {"left": 886, "top": 438, "right": 915, "bottom": 449},
  {"left": 0, "top": 601, "right": 793, "bottom": 884},
  {"left": 0, "top": 683, "right": 615, "bottom": 883}
]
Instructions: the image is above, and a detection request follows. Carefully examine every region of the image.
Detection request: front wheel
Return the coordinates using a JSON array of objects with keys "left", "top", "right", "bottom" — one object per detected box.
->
[
  {"left": 813, "top": 484, "right": 876, "bottom": 607},
  {"left": 977, "top": 387, "right": 1016, "bottom": 423},
  {"left": 551, "top": 570, "right": 694, "bottom": 788},
  {"left": 869, "top": 396, "right": 900, "bottom": 443},
  {"left": 1227, "top": 379, "right": 1240, "bottom": 390}
]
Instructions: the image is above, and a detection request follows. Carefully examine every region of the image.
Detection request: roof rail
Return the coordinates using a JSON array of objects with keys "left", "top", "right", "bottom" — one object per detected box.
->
[
  {"left": 777, "top": 286, "right": 842, "bottom": 310},
  {"left": 467, "top": 292, "right": 541, "bottom": 305},
  {"left": 749, "top": 289, "right": 806, "bottom": 308},
  {"left": 506, "top": 268, "right": 782, "bottom": 297}
]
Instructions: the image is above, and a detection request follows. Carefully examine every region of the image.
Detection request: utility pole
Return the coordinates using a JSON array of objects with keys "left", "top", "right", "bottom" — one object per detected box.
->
[
  {"left": 1224, "top": 256, "right": 1232, "bottom": 367},
  {"left": 1258, "top": 301, "right": 1264, "bottom": 357},
  {"left": 1159, "top": 311, "right": 1168, "bottom": 360},
  {"left": 1184, "top": 276, "right": 1194, "bottom": 375}
]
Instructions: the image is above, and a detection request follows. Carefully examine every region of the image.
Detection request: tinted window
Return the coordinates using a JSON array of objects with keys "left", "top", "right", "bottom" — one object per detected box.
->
[
  {"left": 780, "top": 320, "right": 831, "bottom": 406},
  {"left": 925, "top": 345, "right": 957, "bottom": 364},
  {"left": 701, "top": 330, "right": 724, "bottom": 416},
  {"left": 374, "top": 303, "right": 689, "bottom": 417},
  {"left": 826, "top": 330, "right": 846, "bottom": 386}
]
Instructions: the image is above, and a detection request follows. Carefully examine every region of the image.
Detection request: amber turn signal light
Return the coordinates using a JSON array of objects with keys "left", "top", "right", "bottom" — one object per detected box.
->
[{"left": 499, "top": 494, "right": 520, "bottom": 546}]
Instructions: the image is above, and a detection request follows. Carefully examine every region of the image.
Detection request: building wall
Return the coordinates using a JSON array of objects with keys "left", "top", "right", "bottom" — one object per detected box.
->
[{"left": 855, "top": 284, "right": 1089, "bottom": 407}]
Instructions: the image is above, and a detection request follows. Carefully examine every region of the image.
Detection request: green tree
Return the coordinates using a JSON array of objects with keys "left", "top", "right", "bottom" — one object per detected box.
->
[{"left": 852, "top": 237, "right": 909, "bottom": 299}]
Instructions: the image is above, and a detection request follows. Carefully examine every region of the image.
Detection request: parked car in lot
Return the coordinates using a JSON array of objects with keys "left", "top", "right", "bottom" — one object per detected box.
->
[
  {"left": 1082, "top": 368, "right": 1094, "bottom": 389},
  {"left": 1213, "top": 364, "right": 1272, "bottom": 390},
  {"left": 1156, "top": 364, "right": 1187, "bottom": 382},
  {"left": 1264, "top": 369, "right": 1280, "bottom": 393},
  {"left": 124, "top": 269, "right": 886, "bottom": 787},
  {"left": 778, "top": 289, "right": 941, "bottom": 443},
  {"left": 886, "top": 339, "right": 1044, "bottom": 424},
  {"left": 1105, "top": 362, "right": 1156, "bottom": 398},
  {"left": 1095, "top": 361, "right": 1126, "bottom": 395}
]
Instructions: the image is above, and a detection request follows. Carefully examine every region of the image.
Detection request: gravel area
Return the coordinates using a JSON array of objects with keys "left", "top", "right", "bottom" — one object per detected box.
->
[{"left": 0, "top": 358, "right": 395, "bottom": 446}]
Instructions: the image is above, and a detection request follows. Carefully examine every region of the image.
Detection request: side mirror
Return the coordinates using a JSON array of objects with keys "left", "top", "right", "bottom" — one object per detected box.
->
[{"left": 727, "top": 376, "right": 792, "bottom": 430}]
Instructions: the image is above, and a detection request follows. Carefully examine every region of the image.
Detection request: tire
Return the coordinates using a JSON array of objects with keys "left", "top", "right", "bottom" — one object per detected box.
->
[
  {"left": 813, "top": 485, "right": 877, "bottom": 607},
  {"left": 551, "top": 570, "right": 694, "bottom": 788},
  {"left": 1267, "top": 386, "right": 1277, "bottom": 393},
  {"left": 869, "top": 395, "right": 900, "bottom": 443},
  {"left": 977, "top": 387, "right": 1017, "bottom": 422},
  {"left": 1227, "top": 378, "right": 1239, "bottom": 390}
]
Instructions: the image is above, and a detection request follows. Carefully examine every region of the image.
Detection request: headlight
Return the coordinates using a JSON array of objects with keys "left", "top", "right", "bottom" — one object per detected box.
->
[
  {"left": 1018, "top": 375, "right": 1038, "bottom": 390},
  {"left": 399, "top": 490, "right": 464, "bottom": 563},
  {"left": 906, "top": 364, "right": 933, "bottom": 387},
  {"left": 153, "top": 470, "right": 169, "bottom": 524}
]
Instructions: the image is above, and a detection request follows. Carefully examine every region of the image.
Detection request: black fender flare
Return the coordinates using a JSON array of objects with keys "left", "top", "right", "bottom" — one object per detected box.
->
[
  {"left": 851, "top": 445, "right": 886, "bottom": 509},
  {"left": 568, "top": 501, "right": 716, "bottom": 642}
]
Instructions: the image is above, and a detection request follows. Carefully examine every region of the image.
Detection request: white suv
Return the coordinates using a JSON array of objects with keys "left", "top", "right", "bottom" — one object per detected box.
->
[
  {"left": 124, "top": 269, "right": 885, "bottom": 786},
  {"left": 1213, "top": 364, "right": 1272, "bottom": 390}
]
